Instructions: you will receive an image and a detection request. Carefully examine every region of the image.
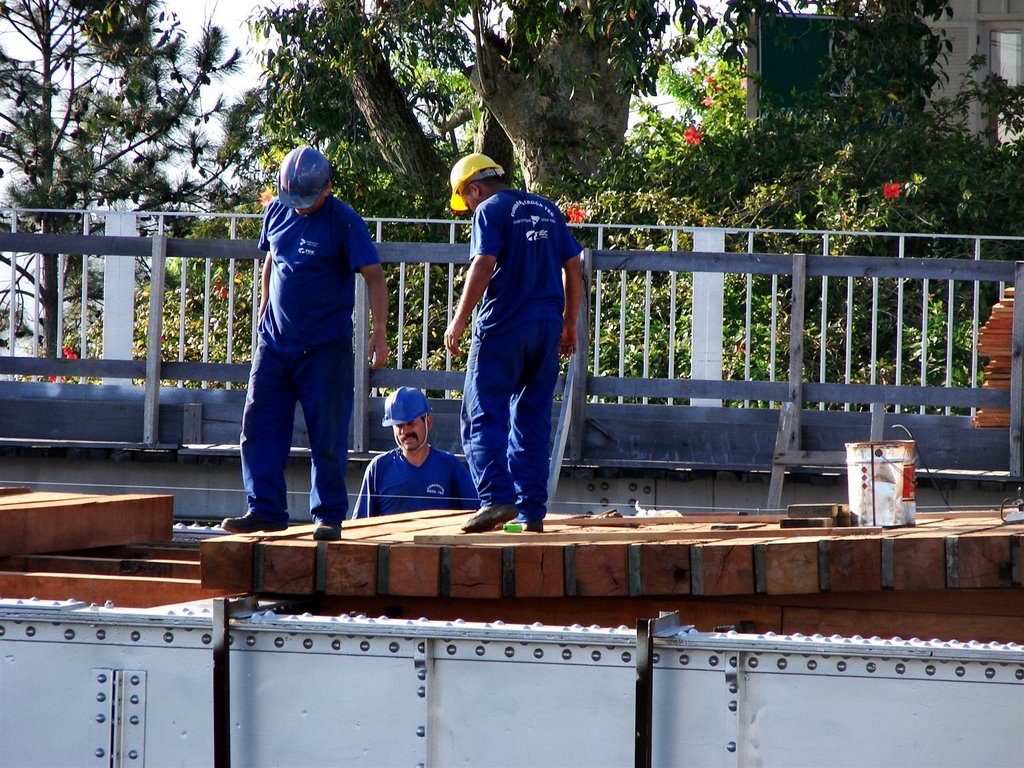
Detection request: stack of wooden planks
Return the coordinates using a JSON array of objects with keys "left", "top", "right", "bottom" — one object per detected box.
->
[
  {"left": 975, "top": 287, "right": 1013, "bottom": 427},
  {"left": 0, "top": 488, "right": 232, "bottom": 607},
  {"left": 200, "top": 507, "right": 1024, "bottom": 644}
]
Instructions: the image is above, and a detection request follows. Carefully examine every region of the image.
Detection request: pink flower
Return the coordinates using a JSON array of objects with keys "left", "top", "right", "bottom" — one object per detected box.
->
[
  {"left": 883, "top": 182, "right": 902, "bottom": 200},
  {"left": 705, "top": 76, "right": 715, "bottom": 84},
  {"left": 701, "top": 96, "right": 714, "bottom": 107},
  {"left": 684, "top": 125, "right": 703, "bottom": 146}
]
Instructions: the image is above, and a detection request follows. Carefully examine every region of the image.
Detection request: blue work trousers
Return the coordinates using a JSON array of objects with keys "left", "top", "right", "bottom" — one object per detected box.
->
[
  {"left": 240, "top": 342, "right": 354, "bottom": 525},
  {"left": 461, "top": 319, "right": 561, "bottom": 520}
]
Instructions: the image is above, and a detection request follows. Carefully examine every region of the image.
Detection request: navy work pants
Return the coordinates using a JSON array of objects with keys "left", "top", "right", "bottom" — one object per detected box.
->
[
  {"left": 240, "top": 342, "right": 354, "bottom": 526},
  {"left": 461, "top": 319, "right": 561, "bottom": 521}
]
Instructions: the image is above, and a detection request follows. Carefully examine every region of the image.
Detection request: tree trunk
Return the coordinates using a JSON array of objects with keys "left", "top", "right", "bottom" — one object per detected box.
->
[
  {"left": 472, "top": 31, "right": 630, "bottom": 191},
  {"left": 349, "top": 44, "right": 447, "bottom": 190},
  {"left": 474, "top": 109, "right": 515, "bottom": 184}
]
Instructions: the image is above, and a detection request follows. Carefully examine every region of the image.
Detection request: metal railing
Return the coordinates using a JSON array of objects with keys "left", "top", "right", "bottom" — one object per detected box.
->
[{"left": 0, "top": 209, "right": 1021, "bottom": 475}]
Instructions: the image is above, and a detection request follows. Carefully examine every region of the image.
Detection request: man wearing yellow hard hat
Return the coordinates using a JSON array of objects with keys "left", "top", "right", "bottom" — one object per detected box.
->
[{"left": 444, "top": 153, "right": 583, "bottom": 533}]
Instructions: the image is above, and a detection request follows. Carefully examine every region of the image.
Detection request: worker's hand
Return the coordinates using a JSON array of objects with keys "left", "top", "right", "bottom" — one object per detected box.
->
[
  {"left": 444, "top": 317, "right": 467, "bottom": 356},
  {"left": 559, "top": 322, "right": 577, "bottom": 357},
  {"left": 368, "top": 329, "right": 389, "bottom": 370}
]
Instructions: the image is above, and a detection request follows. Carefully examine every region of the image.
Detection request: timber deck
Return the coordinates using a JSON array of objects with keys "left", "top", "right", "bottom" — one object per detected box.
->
[
  {"left": 200, "top": 506, "right": 1024, "bottom": 643},
  {"left": 1, "top": 488, "right": 1022, "bottom": 643}
]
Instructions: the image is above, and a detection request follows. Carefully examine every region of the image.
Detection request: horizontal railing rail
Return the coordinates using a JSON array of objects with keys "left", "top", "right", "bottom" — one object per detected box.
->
[{"left": 0, "top": 227, "right": 1019, "bottom": 477}]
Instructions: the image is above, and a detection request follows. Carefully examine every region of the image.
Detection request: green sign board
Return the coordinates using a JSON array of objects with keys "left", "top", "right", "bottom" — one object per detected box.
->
[{"left": 758, "top": 14, "right": 839, "bottom": 108}]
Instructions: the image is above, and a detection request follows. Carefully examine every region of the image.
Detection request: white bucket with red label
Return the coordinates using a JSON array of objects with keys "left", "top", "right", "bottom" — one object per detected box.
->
[{"left": 845, "top": 440, "right": 917, "bottom": 527}]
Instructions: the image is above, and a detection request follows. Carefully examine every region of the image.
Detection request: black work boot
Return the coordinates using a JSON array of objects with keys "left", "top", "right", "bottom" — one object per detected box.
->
[
  {"left": 221, "top": 513, "right": 288, "bottom": 534},
  {"left": 461, "top": 504, "right": 518, "bottom": 533}
]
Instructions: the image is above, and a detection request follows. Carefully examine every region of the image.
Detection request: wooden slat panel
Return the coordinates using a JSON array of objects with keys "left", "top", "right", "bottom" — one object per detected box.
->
[
  {"left": 634, "top": 543, "right": 691, "bottom": 596},
  {"left": 513, "top": 545, "right": 565, "bottom": 598},
  {"left": 325, "top": 542, "right": 378, "bottom": 596},
  {"left": 956, "top": 531, "right": 1014, "bottom": 589},
  {"left": 386, "top": 544, "right": 440, "bottom": 597},
  {"left": 0, "top": 572, "right": 224, "bottom": 608},
  {"left": 763, "top": 539, "right": 820, "bottom": 595},
  {"left": 694, "top": 540, "right": 757, "bottom": 596},
  {"left": 200, "top": 537, "right": 253, "bottom": 591},
  {"left": 574, "top": 543, "right": 629, "bottom": 597},
  {"left": 828, "top": 537, "right": 882, "bottom": 592},
  {"left": 0, "top": 494, "right": 172, "bottom": 557},
  {"left": 262, "top": 541, "right": 316, "bottom": 594},
  {"left": 448, "top": 546, "right": 502, "bottom": 599}
]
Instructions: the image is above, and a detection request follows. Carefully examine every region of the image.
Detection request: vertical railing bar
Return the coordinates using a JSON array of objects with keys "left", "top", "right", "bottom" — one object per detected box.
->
[
  {"left": 895, "top": 235, "right": 905, "bottom": 414},
  {"left": 668, "top": 230, "right": 678, "bottom": 406},
  {"left": 971, "top": 238, "right": 982, "bottom": 414},
  {"left": 226, "top": 256, "right": 236, "bottom": 390},
  {"left": 143, "top": 236, "right": 167, "bottom": 445},
  {"left": 421, "top": 262, "right": 430, "bottom": 372},
  {"left": 31, "top": 251, "right": 40, "bottom": 358},
  {"left": 870, "top": 276, "right": 879, "bottom": 390},
  {"left": 844, "top": 274, "right": 853, "bottom": 412},
  {"left": 745, "top": 231, "right": 753, "bottom": 407},
  {"left": 818, "top": 234, "right": 829, "bottom": 411},
  {"left": 618, "top": 269, "right": 627, "bottom": 404},
  {"left": 397, "top": 262, "right": 406, "bottom": 370},
  {"left": 201, "top": 257, "right": 212, "bottom": 388},
  {"left": 446, "top": 222, "right": 457, "bottom": 397},
  {"left": 920, "top": 277, "right": 929, "bottom": 415},
  {"left": 80, "top": 212, "right": 90, "bottom": 361},
  {"left": 945, "top": 278, "right": 955, "bottom": 416},
  {"left": 1008, "top": 262, "right": 1024, "bottom": 475},
  {"left": 8, "top": 211, "right": 17, "bottom": 358},
  {"left": 642, "top": 269, "right": 651, "bottom": 405}
]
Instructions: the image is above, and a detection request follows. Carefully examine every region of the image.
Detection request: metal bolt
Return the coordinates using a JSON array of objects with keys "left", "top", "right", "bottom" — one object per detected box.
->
[
  {"left": 97, "top": 674, "right": 108, "bottom": 684},
  {"left": 727, "top": 742, "right": 737, "bottom": 753},
  {"left": 95, "top": 748, "right": 105, "bottom": 758},
  {"left": 416, "top": 726, "right": 426, "bottom": 737},
  {"left": 417, "top": 686, "right": 426, "bottom": 698},
  {"left": 728, "top": 701, "right": 737, "bottom": 712},
  {"left": 129, "top": 715, "right": 140, "bottom": 725},
  {"left": 130, "top": 675, "right": 140, "bottom": 686},
  {"left": 95, "top": 714, "right": 106, "bottom": 723},
  {"left": 128, "top": 750, "right": 138, "bottom": 760},
  {"left": 417, "top": 669, "right": 426, "bottom": 681}
]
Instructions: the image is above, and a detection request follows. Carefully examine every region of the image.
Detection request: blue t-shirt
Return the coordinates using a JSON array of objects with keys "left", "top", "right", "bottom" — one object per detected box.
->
[
  {"left": 353, "top": 447, "right": 479, "bottom": 518},
  {"left": 470, "top": 189, "right": 582, "bottom": 333},
  {"left": 257, "top": 194, "right": 380, "bottom": 354}
]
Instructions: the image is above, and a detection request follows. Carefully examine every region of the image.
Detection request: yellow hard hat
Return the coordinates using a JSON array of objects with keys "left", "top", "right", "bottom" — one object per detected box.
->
[{"left": 449, "top": 153, "right": 504, "bottom": 212}]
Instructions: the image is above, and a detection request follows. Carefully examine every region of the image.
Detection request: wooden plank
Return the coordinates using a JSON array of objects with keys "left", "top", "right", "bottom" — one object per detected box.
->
[
  {"left": 762, "top": 539, "right": 820, "bottom": 595},
  {"left": 573, "top": 543, "right": 629, "bottom": 597},
  {"left": 262, "top": 540, "right": 316, "bottom": 594},
  {"left": 386, "top": 544, "right": 440, "bottom": 597},
  {"left": 0, "top": 554, "right": 200, "bottom": 580},
  {"left": 513, "top": 545, "right": 565, "bottom": 598},
  {"left": 693, "top": 539, "right": 758, "bottom": 596},
  {"left": 956, "top": 531, "right": 1015, "bottom": 589},
  {"left": 0, "top": 487, "right": 31, "bottom": 497},
  {"left": 325, "top": 542, "right": 379, "bottom": 596},
  {"left": 827, "top": 536, "right": 882, "bottom": 592},
  {"left": 890, "top": 536, "right": 947, "bottom": 591},
  {"left": 0, "top": 571, "right": 227, "bottom": 608},
  {"left": 200, "top": 537, "right": 253, "bottom": 592},
  {"left": 448, "top": 546, "right": 503, "bottom": 599},
  {"left": 0, "top": 493, "right": 173, "bottom": 557},
  {"left": 633, "top": 543, "right": 691, "bottom": 596}
]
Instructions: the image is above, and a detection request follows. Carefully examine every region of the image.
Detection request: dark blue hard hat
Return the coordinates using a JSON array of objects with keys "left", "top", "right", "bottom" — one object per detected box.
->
[
  {"left": 277, "top": 146, "right": 331, "bottom": 209},
  {"left": 382, "top": 387, "right": 431, "bottom": 426}
]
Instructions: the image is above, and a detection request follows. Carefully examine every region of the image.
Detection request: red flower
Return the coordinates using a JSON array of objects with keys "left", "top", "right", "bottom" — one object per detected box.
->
[
  {"left": 564, "top": 204, "right": 586, "bottom": 224},
  {"left": 701, "top": 96, "right": 714, "bottom": 107},
  {"left": 259, "top": 188, "right": 273, "bottom": 207},
  {"left": 684, "top": 125, "right": 703, "bottom": 146},
  {"left": 62, "top": 346, "right": 78, "bottom": 359},
  {"left": 883, "top": 182, "right": 902, "bottom": 200},
  {"left": 705, "top": 75, "right": 715, "bottom": 84}
]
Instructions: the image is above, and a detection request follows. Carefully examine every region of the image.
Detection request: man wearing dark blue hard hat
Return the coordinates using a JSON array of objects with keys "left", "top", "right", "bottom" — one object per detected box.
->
[
  {"left": 353, "top": 387, "right": 478, "bottom": 518},
  {"left": 222, "top": 146, "right": 389, "bottom": 542}
]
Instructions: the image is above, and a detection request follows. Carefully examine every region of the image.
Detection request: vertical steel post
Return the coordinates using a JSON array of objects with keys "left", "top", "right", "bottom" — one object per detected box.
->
[{"left": 143, "top": 235, "right": 166, "bottom": 446}]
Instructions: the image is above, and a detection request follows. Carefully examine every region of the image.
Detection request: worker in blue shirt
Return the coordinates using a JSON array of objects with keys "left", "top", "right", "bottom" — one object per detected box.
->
[
  {"left": 222, "top": 146, "right": 389, "bottom": 541},
  {"left": 443, "top": 154, "right": 583, "bottom": 534},
  {"left": 353, "top": 387, "right": 478, "bottom": 518}
]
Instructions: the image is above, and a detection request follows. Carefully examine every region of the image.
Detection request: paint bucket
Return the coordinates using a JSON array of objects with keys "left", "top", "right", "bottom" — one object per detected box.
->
[{"left": 844, "top": 440, "right": 916, "bottom": 527}]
